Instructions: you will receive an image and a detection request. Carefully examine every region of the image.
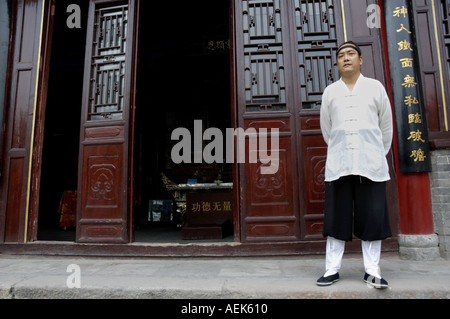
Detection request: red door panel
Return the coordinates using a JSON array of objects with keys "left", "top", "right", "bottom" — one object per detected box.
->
[{"left": 76, "top": 0, "right": 137, "bottom": 244}]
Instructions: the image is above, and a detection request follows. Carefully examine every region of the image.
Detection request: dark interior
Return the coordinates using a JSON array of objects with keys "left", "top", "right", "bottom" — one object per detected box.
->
[{"left": 37, "top": 0, "right": 88, "bottom": 242}]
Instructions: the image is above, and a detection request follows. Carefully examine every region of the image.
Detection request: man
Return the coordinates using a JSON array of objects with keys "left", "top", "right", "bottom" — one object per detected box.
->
[{"left": 317, "top": 41, "right": 393, "bottom": 289}]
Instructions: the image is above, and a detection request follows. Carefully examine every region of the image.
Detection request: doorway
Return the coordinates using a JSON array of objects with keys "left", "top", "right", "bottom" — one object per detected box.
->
[
  {"left": 133, "top": 0, "right": 234, "bottom": 243},
  {"left": 36, "top": 0, "right": 88, "bottom": 242},
  {"left": 35, "top": 0, "right": 234, "bottom": 244}
]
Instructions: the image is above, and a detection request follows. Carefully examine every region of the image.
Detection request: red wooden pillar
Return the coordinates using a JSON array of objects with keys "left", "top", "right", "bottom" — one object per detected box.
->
[
  {"left": 393, "top": 157, "right": 438, "bottom": 260},
  {"left": 396, "top": 173, "right": 434, "bottom": 235},
  {"left": 380, "top": 0, "right": 439, "bottom": 260},
  {"left": 380, "top": 1, "right": 434, "bottom": 235}
]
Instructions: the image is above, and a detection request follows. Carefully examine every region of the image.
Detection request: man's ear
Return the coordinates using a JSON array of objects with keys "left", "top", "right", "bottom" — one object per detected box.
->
[{"left": 359, "top": 56, "right": 364, "bottom": 66}]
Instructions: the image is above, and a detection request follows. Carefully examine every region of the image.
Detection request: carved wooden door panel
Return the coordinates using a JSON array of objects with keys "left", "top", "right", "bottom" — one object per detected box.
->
[
  {"left": 77, "top": 0, "right": 137, "bottom": 243},
  {"left": 235, "top": 0, "right": 301, "bottom": 242},
  {"left": 294, "top": 0, "right": 345, "bottom": 240}
]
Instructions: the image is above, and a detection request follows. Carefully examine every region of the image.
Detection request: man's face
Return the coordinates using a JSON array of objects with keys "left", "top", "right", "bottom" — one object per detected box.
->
[{"left": 337, "top": 48, "right": 363, "bottom": 76}]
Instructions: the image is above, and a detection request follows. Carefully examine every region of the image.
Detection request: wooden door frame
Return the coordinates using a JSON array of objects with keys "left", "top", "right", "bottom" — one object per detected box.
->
[
  {"left": 26, "top": 0, "right": 236, "bottom": 245},
  {"left": 27, "top": 0, "right": 140, "bottom": 243},
  {"left": 128, "top": 0, "right": 140, "bottom": 243},
  {"left": 229, "top": 0, "right": 241, "bottom": 243},
  {"left": 27, "top": 0, "right": 55, "bottom": 242}
]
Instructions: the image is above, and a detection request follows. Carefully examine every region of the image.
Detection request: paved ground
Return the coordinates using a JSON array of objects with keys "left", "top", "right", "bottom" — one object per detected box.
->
[{"left": 0, "top": 253, "right": 449, "bottom": 299}]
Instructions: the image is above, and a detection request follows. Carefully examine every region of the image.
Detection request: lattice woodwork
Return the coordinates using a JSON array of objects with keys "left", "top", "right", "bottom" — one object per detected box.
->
[
  {"left": 88, "top": 4, "right": 128, "bottom": 120},
  {"left": 242, "top": 0, "right": 287, "bottom": 112},
  {"left": 294, "top": 0, "right": 339, "bottom": 109},
  {"left": 240, "top": 0, "right": 339, "bottom": 112}
]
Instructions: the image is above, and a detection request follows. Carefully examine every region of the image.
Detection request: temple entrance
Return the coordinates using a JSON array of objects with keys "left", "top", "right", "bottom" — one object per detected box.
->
[
  {"left": 133, "top": 0, "right": 234, "bottom": 243},
  {"left": 10, "top": 0, "right": 399, "bottom": 251}
]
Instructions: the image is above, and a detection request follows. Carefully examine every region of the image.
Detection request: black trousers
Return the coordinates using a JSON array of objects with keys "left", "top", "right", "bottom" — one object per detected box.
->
[{"left": 322, "top": 175, "right": 392, "bottom": 242}]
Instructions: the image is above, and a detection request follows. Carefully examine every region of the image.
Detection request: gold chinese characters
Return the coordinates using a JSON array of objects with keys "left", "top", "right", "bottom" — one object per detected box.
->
[{"left": 393, "top": 4, "right": 427, "bottom": 163}]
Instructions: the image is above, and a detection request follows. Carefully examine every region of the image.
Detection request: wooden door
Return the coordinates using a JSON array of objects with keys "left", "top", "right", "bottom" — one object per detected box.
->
[
  {"left": 0, "top": 0, "right": 46, "bottom": 243},
  {"left": 77, "top": 0, "right": 138, "bottom": 244},
  {"left": 235, "top": 0, "right": 301, "bottom": 242},
  {"left": 234, "top": 0, "right": 398, "bottom": 243},
  {"left": 293, "top": 0, "right": 345, "bottom": 240}
]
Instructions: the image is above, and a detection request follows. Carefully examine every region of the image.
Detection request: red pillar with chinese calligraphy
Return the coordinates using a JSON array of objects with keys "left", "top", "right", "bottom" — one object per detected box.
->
[{"left": 381, "top": 1, "right": 435, "bottom": 236}]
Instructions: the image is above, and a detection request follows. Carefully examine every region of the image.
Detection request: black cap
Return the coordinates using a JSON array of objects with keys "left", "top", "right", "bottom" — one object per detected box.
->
[{"left": 337, "top": 41, "right": 362, "bottom": 57}]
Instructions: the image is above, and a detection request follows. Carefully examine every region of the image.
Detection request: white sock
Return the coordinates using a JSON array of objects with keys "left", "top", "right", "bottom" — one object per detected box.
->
[
  {"left": 362, "top": 240, "right": 382, "bottom": 279},
  {"left": 324, "top": 237, "right": 345, "bottom": 277}
]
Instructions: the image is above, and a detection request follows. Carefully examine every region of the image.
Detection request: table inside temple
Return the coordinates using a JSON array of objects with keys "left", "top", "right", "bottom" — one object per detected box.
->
[{"left": 161, "top": 173, "right": 233, "bottom": 240}]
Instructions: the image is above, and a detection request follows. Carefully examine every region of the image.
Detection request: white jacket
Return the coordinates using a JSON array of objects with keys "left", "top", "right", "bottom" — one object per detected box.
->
[{"left": 320, "top": 74, "right": 393, "bottom": 182}]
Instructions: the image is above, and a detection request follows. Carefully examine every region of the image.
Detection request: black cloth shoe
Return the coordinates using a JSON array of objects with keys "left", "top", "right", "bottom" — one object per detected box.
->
[
  {"left": 364, "top": 273, "right": 389, "bottom": 289},
  {"left": 316, "top": 273, "right": 340, "bottom": 286}
]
